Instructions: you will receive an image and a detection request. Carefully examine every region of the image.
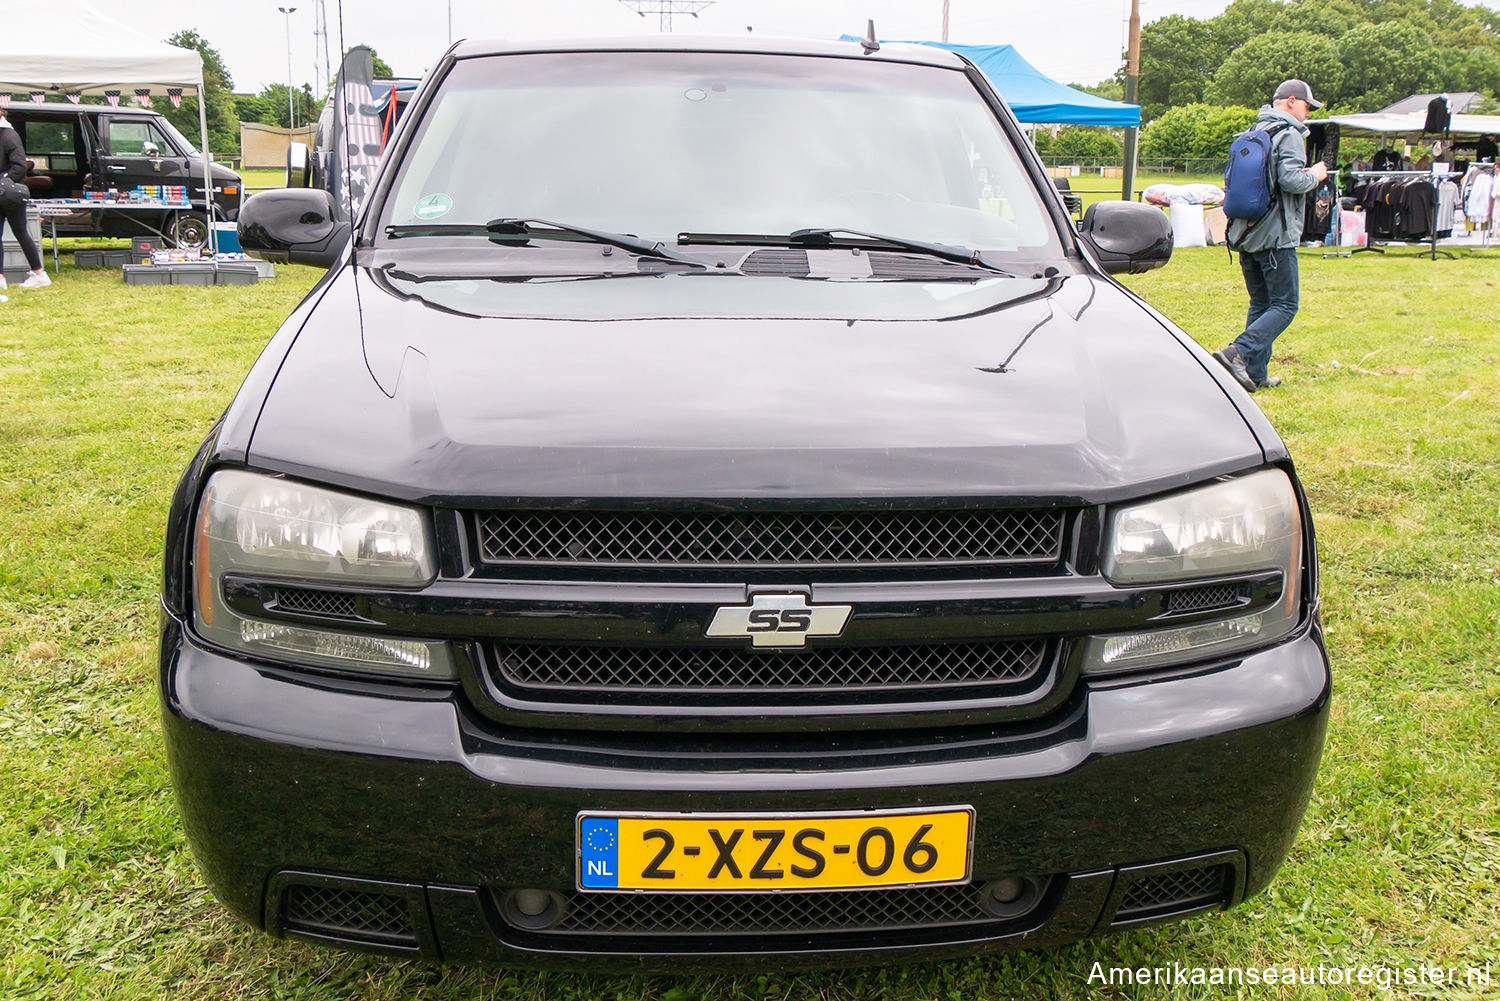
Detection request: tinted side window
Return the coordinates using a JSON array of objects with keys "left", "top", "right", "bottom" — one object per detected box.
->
[{"left": 108, "top": 120, "right": 173, "bottom": 155}]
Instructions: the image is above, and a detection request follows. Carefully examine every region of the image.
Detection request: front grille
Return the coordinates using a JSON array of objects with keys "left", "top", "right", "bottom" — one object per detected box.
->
[
  {"left": 475, "top": 508, "right": 1065, "bottom": 567},
  {"left": 273, "top": 586, "right": 359, "bottom": 618},
  {"left": 283, "top": 885, "right": 416, "bottom": 946},
  {"left": 490, "top": 639, "right": 1048, "bottom": 693},
  {"left": 508, "top": 882, "right": 1023, "bottom": 937},
  {"left": 1165, "top": 584, "right": 1241, "bottom": 614},
  {"left": 1116, "top": 864, "right": 1228, "bottom": 919}
]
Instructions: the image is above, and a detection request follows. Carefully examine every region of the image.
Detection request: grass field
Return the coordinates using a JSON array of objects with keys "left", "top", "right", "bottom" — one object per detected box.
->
[{"left": 2, "top": 244, "right": 1497, "bottom": 999}]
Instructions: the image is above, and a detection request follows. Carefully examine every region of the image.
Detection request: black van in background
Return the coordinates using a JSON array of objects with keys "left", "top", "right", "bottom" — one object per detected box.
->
[{"left": 6, "top": 102, "right": 242, "bottom": 248}]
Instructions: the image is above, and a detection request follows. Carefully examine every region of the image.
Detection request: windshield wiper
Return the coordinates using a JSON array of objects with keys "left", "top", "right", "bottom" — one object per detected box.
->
[
  {"left": 678, "top": 228, "right": 1018, "bottom": 277},
  {"left": 385, "top": 223, "right": 492, "bottom": 238},
  {"left": 487, "top": 218, "right": 705, "bottom": 267},
  {"left": 383, "top": 218, "right": 705, "bottom": 268}
]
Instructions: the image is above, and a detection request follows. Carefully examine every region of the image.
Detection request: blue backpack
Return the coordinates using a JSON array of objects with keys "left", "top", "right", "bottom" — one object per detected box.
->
[{"left": 1223, "top": 121, "right": 1289, "bottom": 222}]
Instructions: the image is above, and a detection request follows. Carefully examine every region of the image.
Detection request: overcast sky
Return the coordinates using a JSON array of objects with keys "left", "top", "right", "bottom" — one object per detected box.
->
[{"left": 93, "top": 0, "right": 1238, "bottom": 95}]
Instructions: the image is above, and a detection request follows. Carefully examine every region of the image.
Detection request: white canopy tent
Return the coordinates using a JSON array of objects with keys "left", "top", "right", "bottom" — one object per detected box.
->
[
  {"left": 0, "top": 0, "right": 216, "bottom": 253},
  {"left": 1323, "top": 112, "right": 1500, "bottom": 140}
]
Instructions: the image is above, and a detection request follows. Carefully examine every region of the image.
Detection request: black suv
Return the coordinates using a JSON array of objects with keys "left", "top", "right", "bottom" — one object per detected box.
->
[
  {"left": 6, "top": 102, "right": 241, "bottom": 247},
  {"left": 161, "top": 36, "right": 1330, "bottom": 970}
]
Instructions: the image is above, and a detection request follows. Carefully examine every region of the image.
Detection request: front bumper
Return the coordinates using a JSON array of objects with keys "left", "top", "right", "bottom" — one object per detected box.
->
[{"left": 160, "top": 612, "right": 1330, "bottom": 971}]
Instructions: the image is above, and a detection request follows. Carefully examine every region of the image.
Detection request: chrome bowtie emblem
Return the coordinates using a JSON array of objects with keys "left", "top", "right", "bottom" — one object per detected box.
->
[{"left": 706, "top": 593, "right": 852, "bottom": 648}]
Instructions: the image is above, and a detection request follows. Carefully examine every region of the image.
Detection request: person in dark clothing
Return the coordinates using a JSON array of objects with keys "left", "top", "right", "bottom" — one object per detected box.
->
[
  {"left": 0, "top": 108, "right": 51, "bottom": 300},
  {"left": 1214, "top": 79, "right": 1327, "bottom": 393}
]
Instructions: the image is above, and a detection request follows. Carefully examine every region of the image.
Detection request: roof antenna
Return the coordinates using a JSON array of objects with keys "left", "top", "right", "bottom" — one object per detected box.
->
[{"left": 859, "top": 19, "right": 879, "bottom": 54}]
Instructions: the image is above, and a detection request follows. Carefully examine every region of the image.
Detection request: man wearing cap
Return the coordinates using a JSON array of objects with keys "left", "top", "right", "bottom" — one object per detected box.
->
[{"left": 1214, "top": 79, "right": 1329, "bottom": 392}]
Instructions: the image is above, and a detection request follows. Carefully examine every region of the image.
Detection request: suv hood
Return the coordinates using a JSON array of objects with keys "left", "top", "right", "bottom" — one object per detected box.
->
[{"left": 247, "top": 267, "right": 1265, "bottom": 502}]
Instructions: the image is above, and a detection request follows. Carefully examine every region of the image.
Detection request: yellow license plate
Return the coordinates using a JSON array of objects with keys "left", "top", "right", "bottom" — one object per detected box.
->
[{"left": 576, "top": 808, "right": 973, "bottom": 892}]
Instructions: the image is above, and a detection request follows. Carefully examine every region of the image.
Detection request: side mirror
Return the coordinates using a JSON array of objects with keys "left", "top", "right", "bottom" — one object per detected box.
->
[
  {"left": 142, "top": 141, "right": 161, "bottom": 158},
  {"left": 238, "top": 188, "right": 350, "bottom": 268},
  {"left": 286, "top": 141, "right": 312, "bottom": 188},
  {"left": 1078, "top": 201, "right": 1173, "bottom": 274}
]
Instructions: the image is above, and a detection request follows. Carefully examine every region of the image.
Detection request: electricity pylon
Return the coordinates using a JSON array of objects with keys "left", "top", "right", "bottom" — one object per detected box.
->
[{"left": 616, "top": 1, "right": 715, "bottom": 32}]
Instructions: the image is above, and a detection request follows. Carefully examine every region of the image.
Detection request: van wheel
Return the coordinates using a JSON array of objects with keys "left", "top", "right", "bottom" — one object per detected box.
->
[{"left": 167, "top": 211, "right": 209, "bottom": 250}]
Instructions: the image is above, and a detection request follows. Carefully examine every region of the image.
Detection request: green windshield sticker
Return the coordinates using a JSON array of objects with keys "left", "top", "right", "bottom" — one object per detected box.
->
[{"left": 412, "top": 193, "right": 453, "bottom": 220}]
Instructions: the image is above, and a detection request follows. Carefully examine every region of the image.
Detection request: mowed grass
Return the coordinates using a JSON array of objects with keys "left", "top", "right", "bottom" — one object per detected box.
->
[{"left": 2, "top": 244, "right": 1497, "bottom": 1000}]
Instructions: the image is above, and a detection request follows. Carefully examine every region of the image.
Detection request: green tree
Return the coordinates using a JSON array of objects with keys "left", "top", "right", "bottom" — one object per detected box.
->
[
  {"left": 1069, "top": 78, "right": 1124, "bottom": 102},
  {"left": 163, "top": 29, "right": 240, "bottom": 154},
  {"left": 1337, "top": 21, "right": 1441, "bottom": 110},
  {"left": 1139, "top": 103, "right": 1257, "bottom": 168},
  {"left": 232, "top": 93, "right": 274, "bottom": 125},
  {"left": 1209, "top": 0, "right": 1285, "bottom": 52},
  {"left": 1049, "top": 126, "right": 1123, "bottom": 159},
  {"left": 1137, "top": 14, "right": 1224, "bottom": 123},
  {"left": 1439, "top": 46, "right": 1500, "bottom": 95},
  {"left": 257, "top": 83, "right": 321, "bottom": 130},
  {"left": 1206, "top": 31, "right": 1345, "bottom": 109}
]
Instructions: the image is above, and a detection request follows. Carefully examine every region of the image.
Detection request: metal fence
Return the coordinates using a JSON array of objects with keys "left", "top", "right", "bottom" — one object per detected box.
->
[{"left": 1040, "top": 157, "right": 1228, "bottom": 177}]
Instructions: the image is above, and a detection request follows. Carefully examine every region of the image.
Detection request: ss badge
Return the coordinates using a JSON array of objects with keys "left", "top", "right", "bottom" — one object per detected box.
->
[{"left": 706, "top": 593, "right": 852, "bottom": 648}]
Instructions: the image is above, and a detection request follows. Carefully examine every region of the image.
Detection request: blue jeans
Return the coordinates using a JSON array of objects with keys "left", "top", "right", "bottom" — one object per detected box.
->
[{"left": 1233, "top": 247, "right": 1299, "bottom": 384}]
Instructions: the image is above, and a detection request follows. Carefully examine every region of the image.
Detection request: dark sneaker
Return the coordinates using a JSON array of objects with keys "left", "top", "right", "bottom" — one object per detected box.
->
[
  {"left": 1212, "top": 345, "right": 1258, "bottom": 393},
  {"left": 1257, "top": 375, "right": 1282, "bottom": 389}
]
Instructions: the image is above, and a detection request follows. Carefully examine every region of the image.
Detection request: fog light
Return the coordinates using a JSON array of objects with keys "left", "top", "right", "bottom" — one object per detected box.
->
[
  {"left": 500, "top": 889, "right": 566, "bottom": 930},
  {"left": 989, "top": 877, "right": 1024, "bottom": 904},
  {"left": 513, "top": 889, "right": 552, "bottom": 917},
  {"left": 979, "top": 876, "right": 1046, "bottom": 919}
]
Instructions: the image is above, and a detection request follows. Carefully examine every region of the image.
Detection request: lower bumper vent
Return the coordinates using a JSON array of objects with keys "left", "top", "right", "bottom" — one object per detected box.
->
[
  {"left": 1106, "top": 851, "right": 1243, "bottom": 928},
  {"left": 494, "top": 879, "right": 1053, "bottom": 952},
  {"left": 278, "top": 878, "right": 423, "bottom": 951},
  {"left": 1116, "top": 865, "right": 1227, "bottom": 919}
]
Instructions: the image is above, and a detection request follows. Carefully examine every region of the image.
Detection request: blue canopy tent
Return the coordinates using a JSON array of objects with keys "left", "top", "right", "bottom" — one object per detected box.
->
[{"left": 838, "top": 37, "right": 1139, "bottom": 127}]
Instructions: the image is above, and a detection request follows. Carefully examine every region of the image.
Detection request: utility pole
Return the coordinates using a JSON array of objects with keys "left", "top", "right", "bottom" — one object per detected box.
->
[
  {"left": 617, "top": 1, "right": 715, "bottom": 32},
  {"left": 312, "top": 0, "right": 330, "bottom": 97},
  {"left": 941, "top": 0, "right": 950, "bottom": 42},
  {"left": 1121, "top": 0, "right": 1141, "bottom": 200},
  {"left": 278, "top": 6, "right": 298, "bottom": 129}
]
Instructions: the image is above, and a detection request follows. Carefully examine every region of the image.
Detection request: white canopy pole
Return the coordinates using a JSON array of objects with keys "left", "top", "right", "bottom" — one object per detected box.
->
[{"left": 196, "top": 80, "right": 217, "bottom": 263}]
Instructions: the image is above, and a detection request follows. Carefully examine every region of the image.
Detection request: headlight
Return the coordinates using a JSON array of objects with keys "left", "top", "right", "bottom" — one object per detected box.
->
[
  {"left": 1085, "top": 469, "right": 1303, "bottom": 674},
  {"left": 193, "top": 469, "right": 453, "bottom": 680}
]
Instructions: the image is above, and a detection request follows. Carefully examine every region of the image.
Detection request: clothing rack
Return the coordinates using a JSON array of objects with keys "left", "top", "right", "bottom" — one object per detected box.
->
[
  {"left": 1459, "top": 163, "right": 1496, "bottom": 250},
  {"left": 1347, "top": 169, "right": 1463, "bottom": 260}
]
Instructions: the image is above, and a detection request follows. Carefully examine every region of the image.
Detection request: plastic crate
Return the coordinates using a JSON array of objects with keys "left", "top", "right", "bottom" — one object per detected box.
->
[
  {"left": 122, "top": 262, "right": 263, "bottom": 286},
  {"left": 122, "top": 264, "right": 171, "bottom": 285}
]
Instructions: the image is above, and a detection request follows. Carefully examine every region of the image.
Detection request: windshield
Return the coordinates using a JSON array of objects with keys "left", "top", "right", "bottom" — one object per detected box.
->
[
  {"left": 378, "top": 50, "right": 1062, "bottom": 259},
  {"left": 157, "top": 117, "right": 200, "bottom": 157}
]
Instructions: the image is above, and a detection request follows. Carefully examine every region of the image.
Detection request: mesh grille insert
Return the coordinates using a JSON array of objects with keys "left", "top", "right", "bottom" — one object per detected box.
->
[
  {"left": 283, "top": 885, "right": 416, "bottom": 944},
  {"left": 521, "top": 882, "right": 1017, "bottom": 936},
  {"left": 1117, "top": 865, "right": 1227, "bottom": 918},
  {"left": 740, "top": 248, "right": 811, "bottom": 276},
  {"left": 274, "top": 587, "right": 359, "bottom": 619},
  {"left": 491, "top": 639, "right": 1049, "bottom": 692},
  {"left": 476, "top": 508, "right": 1065, "bottom": 567},
  {"left": 1165, "top": 584, "right": 1241, "bottom": 614}
]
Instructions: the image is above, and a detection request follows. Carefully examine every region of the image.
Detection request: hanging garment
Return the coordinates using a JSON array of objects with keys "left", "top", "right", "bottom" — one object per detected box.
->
[
  {"left": 1425, "top": 95, "right": 1451, "bottom": 134},
  {"left": 1465, "top": 170, "right": 1494, "bottom": 224},
  {"left": 1435, "top": 180, "right": 1460, "bottom": 237},
  {"left": 1303, "top": 177, "right": 1336, "bottom": 240}
]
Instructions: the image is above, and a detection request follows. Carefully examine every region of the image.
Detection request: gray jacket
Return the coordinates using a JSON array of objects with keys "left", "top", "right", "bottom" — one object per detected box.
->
[{"left": 1225, "top": 106, "right": 1318, "bottom": 253}]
